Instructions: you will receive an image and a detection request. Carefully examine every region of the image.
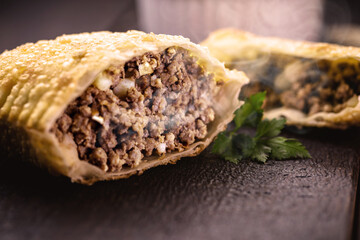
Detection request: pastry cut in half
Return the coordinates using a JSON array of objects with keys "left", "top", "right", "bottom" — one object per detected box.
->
[
  {"left": 202, "top": 28, "right": 360, "bottom": 129},
  {"left": 0, "top": 31, "right": 248, "bottom": 184}
]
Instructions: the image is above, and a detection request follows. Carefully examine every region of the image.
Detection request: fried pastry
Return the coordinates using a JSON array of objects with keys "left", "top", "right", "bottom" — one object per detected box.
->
[
  {"left": 202, "top": 29, "right": 360, "bottom": 128},
  {"left": 0, "top": 31, "right": 248, "bottom": 184}
]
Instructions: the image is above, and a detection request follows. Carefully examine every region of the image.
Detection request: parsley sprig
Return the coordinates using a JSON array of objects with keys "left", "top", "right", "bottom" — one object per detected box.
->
[{"left": 212, "top": 92, "right": 310, "bottom": 163}]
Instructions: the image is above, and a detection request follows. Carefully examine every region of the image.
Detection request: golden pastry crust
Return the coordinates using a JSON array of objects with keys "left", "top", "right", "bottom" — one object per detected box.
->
[
  {"left": 0, "top": 30, "right": 248, "bottom": 184},
  {"left": 201, "top": 28, "right": 360, "bottom": 62},
  {"left": 201, "top": 28, "right": 360, "bottom": 129}
]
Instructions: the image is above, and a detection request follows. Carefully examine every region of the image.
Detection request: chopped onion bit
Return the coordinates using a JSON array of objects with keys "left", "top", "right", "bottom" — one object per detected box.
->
[
  {"left": 93, "top": 73, "right": 112, "bottom": 91},
  {"left": 113, "top": 78, "right": 135, "bottom": 98}
]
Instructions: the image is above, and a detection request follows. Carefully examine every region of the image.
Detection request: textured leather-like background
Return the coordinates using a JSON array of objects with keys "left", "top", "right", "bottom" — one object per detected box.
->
[{"left": 0, "top": 128, "right": 359, "bottom": 240}]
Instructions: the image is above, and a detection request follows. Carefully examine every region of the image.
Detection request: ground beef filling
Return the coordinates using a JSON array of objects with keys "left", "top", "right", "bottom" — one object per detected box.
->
[
  {"left": 234, "top": 54, "right": 360, "bottom": 115},
  {"left": 53, "top": 47, "right": 218, "bottom": 172}
]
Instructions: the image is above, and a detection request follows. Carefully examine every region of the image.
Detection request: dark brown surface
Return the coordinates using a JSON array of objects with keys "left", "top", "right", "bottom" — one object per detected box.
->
[
  {"left": 0, "top": 128, "right": 359, "bottom": 240},
  {"left": 356, "top": 172, "right": 360, "bottom": 240}
]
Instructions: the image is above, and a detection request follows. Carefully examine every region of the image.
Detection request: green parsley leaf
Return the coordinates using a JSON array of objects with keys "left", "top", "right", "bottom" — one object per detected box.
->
[
  {"left": 266, "top": 137, "right": 311, "bottom": 160},
  {"left": 234, "top": 92, "right": 265, "bottom": 129},
  {"left": 212, "top": 132, "right": 232, "bottom": 156},
  {"left": 212, "top": 132, "right": 242, "bottom": 164},
  {"left": 224, "top": 155, "right": 242, "bottom": 164},
  {"left": 212, "top": 91, "right": 310, "bottom": 164},
  {"left": 250, "top": 142, "right": 271, "bottom": 163},
  {"left": 233, "top": 134, "right": 255, "bottom": 158},
  {"left": 255, "top": 118, "right": 286, "bottom": 139}
]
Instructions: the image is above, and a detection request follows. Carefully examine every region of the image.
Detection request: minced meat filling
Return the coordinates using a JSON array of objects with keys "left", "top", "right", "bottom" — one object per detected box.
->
[
  {"left": 234, "top": 54, "right": 360, "bottom": 115},
  {"left": 53, "top": 47, "right": 219, "bottom": 172}
]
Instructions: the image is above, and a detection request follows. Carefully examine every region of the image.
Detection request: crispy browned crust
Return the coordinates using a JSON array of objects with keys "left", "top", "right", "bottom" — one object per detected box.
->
[
  {"left": 0, "top": 31, "right": 248, "bottom": 184},
  {"left": 201, "top": 28, "right": 360, "bottom": 129}
]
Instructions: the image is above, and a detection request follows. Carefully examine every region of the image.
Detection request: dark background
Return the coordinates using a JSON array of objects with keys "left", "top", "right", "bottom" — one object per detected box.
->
[
  {"left": 0, "top": 0, "right": 360, "bottom": 52},
  {"left": 0, "top": 0, "right": 137, "bottom": 52}
]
